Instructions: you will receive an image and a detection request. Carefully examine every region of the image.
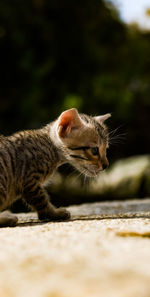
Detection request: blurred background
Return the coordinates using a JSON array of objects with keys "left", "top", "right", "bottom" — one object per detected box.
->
[{"left": 0, "top": 0, "right": 150, "bottom": 209}]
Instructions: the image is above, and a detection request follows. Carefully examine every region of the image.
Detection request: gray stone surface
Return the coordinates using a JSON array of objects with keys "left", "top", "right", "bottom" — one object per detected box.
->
[{"left": 1, "top": 200, "right": 150, "bottom": 297}]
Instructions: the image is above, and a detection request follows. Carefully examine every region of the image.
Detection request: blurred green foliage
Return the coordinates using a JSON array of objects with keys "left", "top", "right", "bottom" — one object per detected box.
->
[{"left": 0, "top": 0, "right": 150, "bottom": 160}]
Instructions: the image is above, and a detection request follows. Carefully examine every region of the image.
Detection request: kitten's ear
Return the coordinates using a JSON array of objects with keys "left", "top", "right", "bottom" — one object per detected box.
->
[
  {"left": 94, "top": 113, "right": 111, "bottom": 124},
  {"left": 58, "top": 108, "right": 83, "bottom": 138}
]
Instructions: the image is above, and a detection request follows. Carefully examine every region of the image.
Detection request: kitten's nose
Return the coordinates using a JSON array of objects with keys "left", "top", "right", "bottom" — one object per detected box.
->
[{"left": 102, "top": 163, "right": 109, "bottom": 170}]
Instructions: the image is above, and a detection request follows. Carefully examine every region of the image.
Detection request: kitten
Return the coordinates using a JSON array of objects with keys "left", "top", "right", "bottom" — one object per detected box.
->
[{"left": 0, "top": 108, "right": 111, "bottom": 227}]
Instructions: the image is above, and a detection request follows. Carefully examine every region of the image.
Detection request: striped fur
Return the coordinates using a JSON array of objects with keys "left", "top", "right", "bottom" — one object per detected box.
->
[{"left": 0, "top": 109, "right": 110, "bottom": 227}]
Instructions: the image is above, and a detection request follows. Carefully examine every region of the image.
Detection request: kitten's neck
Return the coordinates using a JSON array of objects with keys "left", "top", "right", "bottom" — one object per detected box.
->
[{"left": 44, "top": 120, "right": 67, "bottom": 165}]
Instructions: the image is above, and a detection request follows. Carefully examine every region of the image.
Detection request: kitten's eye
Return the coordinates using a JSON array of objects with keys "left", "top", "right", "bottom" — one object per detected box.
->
[{"left": 91, "top": 147, "right": 99, "bottom": 156}]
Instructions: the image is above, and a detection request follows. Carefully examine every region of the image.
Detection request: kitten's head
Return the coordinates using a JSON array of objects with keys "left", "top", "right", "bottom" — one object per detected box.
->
[{"left": 57, "top": 108, "right": 111, "bottom": 177}]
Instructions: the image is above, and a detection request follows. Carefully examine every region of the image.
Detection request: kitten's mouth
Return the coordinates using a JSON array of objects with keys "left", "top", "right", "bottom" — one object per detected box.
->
[{"left": 82, "top": 165, "right": 102, "bottom": 177}]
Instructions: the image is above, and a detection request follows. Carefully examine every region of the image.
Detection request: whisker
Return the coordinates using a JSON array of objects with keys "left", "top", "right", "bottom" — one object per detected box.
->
[
  {"left": 108, "top": 124, "right": 126, "bottom": 137},
  {"left": 109, "top": 132, "right": 127, "bottom": 139},
  {"left": 67, "top": 169, "right": 78, "bottom": 179},
  {"left": 81, "top": 169, "right": 88, "bottom": 187},
  {"left": 72, "top": 170, "right": 85, "bottom": 184},
  {"left": 83, "top": 174, "right": 87, "bottom": 186},
  {"left": 108, "top": 123, "right": 127, "bottom": 145},
  {"left": 109, "top": 132, "right": 126, "bottom": 145}
]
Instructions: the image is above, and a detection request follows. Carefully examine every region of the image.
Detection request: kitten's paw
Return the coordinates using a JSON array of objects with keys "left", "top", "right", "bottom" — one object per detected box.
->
[
  {"left": 38, "top": 208, "right": 71, "bottom": 222},
  {"left": 0, "top": 211, "right": 18, "bottom": 227},
  {"left": 7, "top": 215, "right": 18, "bottom": 227},
  {"left": 55, "top": 207, "right": 71, "bottom": 220}
]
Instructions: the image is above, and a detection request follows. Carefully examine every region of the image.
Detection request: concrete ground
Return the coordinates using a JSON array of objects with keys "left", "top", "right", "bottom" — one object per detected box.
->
[{"left": 0, "top": 199, "right": 150, "bottom": 297}]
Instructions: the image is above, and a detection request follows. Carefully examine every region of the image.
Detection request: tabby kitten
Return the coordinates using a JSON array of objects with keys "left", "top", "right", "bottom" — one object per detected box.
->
[{"left": 0, "top": 108, "right": 111, "bottom": 227}]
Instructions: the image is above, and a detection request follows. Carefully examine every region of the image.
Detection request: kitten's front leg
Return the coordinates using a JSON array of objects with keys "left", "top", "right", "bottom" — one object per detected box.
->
[{"left": 23, "top": 184, "right": 70, "bottom": 221}]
